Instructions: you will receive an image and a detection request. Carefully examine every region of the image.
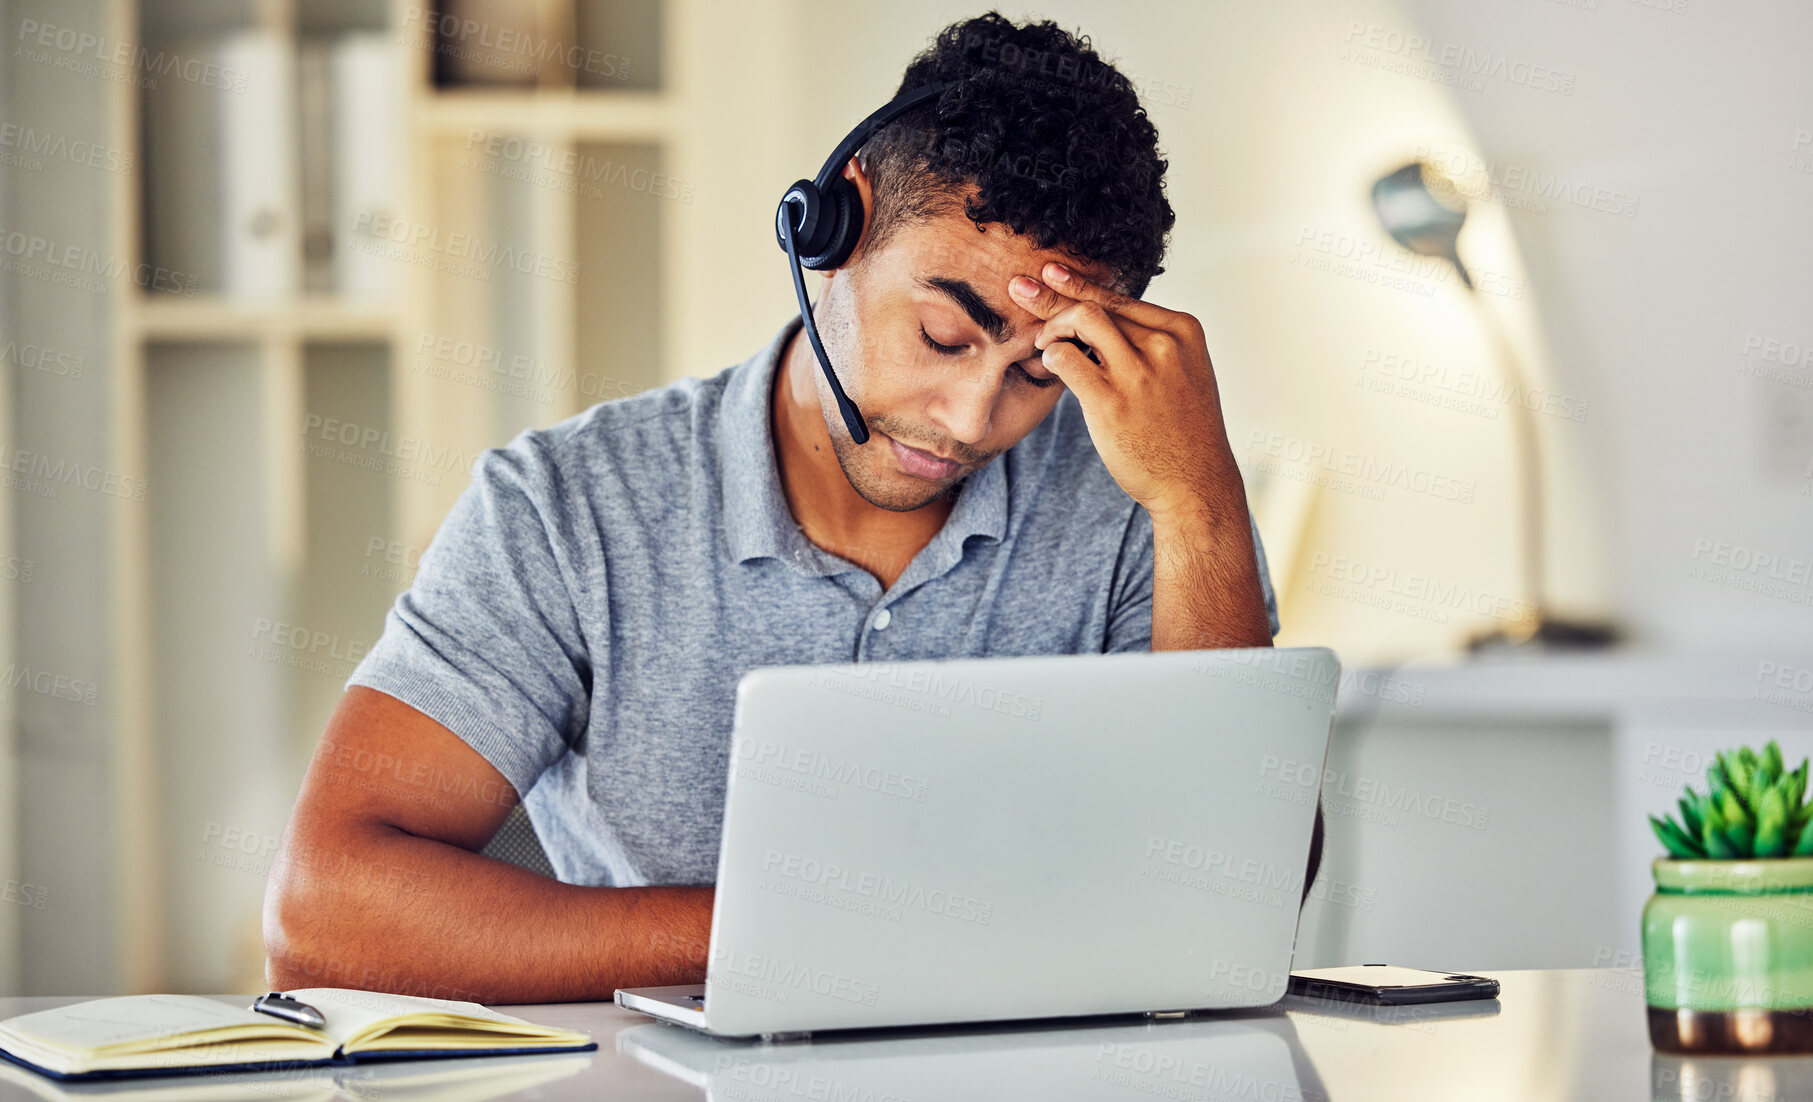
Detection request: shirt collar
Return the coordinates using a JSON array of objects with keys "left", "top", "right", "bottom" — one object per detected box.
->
[{"left": 719, "top": 314, "right": 1010, "bottom": 574}]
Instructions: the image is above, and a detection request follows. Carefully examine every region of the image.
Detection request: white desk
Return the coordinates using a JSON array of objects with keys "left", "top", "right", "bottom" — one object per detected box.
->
[
  {"left": 2, "top": 970, "right": 1808, "bottom": 1100},
  {"left": 1297, "top": 650, "right": 1813, "bottom": 972}
]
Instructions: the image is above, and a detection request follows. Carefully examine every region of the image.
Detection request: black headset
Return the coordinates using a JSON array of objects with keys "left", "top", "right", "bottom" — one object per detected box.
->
[{"left": 774, "top": 82, "right": 947, "bottom": 446}]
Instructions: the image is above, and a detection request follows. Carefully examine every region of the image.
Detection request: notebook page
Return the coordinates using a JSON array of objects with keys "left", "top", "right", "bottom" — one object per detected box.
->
[
  {"left": 1, "top": 995, "right": 278, "bottom": 1053},
  {"left": 286, "top": 989, "right": 530, "bottom": 1045}
]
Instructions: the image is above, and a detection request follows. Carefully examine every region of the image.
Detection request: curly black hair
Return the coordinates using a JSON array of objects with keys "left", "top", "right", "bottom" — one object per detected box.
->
[{"left": 856, "top": 11, "right": 1174, "bottom": 298}]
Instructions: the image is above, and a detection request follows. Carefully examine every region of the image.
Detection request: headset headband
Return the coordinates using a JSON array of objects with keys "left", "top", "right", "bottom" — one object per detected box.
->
[
  {"left": 776, "top": 80, "right": 949, "bottom": 446},
  {"left": 813, "top": 81, "right": 948, "bottom": 191}
]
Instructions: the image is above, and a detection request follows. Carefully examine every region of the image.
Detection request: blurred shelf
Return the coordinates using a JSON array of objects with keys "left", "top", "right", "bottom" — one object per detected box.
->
[
  {"left": 40, "top": 0, "right": 685, "bottom": 997},
  {"left": 414, "top": 88, "right": 674, "bottom": 140},
  {"left": 129, "top": 296, "right": 399, "bottom": 341}
]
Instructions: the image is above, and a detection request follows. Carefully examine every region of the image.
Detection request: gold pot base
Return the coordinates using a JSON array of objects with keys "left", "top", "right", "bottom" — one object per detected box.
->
[{"left": 1648, "top": 1005, "right": 1813, "bottom": 1054}]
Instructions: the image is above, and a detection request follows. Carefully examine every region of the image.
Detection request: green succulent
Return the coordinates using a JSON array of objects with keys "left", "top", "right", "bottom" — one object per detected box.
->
[{"left": 1649, "top": 741, "right": 1813, "bottom": 860}]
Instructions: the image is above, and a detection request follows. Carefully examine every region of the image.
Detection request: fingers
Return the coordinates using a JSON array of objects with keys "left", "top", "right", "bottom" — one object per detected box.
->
[
  {"left": 1037, "top": 336, "right": 1113, "bottom": 404},
  {"left": 1042, "top": 299, "right": 1143, "bottom": 370},
  {"left": 1038, "top": 262, "right": 1181, "bottom": 332},
  {"left": 1007, "top": 273, "right": 1077, "bottom": 322},
  {"left": 1010, "top": 276, "right": 1140, "bottom": 371}
]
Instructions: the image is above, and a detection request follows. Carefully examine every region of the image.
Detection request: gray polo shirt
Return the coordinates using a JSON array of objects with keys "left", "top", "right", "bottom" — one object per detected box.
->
[{"left": 346, "top": 315, "right": 1279, "bottom": 886}]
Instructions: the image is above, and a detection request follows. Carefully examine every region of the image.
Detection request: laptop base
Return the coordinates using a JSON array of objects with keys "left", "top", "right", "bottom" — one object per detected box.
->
[{"left": 617, "top": 983, "right": 1246, "bottom": 1043}]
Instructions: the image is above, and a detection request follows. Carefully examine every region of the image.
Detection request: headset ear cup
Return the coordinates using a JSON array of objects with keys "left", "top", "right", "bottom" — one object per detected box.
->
[
  {"left": 800, "top": 175, "right": 862, "bottom": 271},
  {"left": 775, "top": 179, "right": 823, "bottom": 257}
]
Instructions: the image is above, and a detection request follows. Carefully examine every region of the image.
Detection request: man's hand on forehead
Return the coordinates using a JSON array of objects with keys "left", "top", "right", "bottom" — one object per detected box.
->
[{"left": 1006, "top": 261, "right": 1239, "bottom": 523}]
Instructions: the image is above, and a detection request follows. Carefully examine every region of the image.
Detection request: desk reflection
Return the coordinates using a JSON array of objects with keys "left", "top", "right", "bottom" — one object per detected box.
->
[
  {"left": 620, "top": 1012, "right": 1329, "bottom": 1101},
  {"left": 0, "top": 1051, "right": 596, "bottom": 1102},
  {"left": 1652, "top": 1051, "right": 1813, "bottom": 1102}
]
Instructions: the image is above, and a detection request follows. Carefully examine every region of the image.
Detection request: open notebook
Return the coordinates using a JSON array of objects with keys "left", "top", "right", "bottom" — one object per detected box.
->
[{"left": 0, "top": 990, "right": 595, "bottom": 1082}]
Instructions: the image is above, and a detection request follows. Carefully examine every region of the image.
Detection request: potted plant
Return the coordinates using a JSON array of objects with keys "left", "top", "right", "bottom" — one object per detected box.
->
[{"left": 1643, "top": 741, "right": 1813, "bottom": 1053}]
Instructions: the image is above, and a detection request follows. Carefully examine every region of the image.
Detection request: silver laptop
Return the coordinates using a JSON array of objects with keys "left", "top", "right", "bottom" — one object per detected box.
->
[{"left": 615, "top": 646, "right": 1338, "bottom": 1039}]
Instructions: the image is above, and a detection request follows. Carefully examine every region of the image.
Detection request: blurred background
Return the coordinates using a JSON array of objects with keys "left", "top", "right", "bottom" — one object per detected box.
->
[{"left": 0, "top": 0, "right": 1809, "bottom": 998}]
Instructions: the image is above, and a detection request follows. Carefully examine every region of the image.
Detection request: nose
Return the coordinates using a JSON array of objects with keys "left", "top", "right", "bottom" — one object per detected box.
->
[{"left": 923, "top": 365, "right": 1002, "bottom": 448}]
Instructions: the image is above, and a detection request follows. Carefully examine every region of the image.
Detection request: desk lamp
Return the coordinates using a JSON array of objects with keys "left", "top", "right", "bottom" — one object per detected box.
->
[{"left": 1370, "top": 162, "right": 1618, "bottom": 651}]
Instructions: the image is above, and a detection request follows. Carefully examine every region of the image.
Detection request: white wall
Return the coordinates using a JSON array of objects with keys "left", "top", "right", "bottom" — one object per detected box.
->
[{"left": 1399, "top": 0, "right": 1813, "bottom": 654}]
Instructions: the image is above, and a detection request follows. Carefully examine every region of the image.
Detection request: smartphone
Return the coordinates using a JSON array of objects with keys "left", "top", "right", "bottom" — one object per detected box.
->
[{"left": 1286, "top": 965, "right": 1500, "bottom": 1006}]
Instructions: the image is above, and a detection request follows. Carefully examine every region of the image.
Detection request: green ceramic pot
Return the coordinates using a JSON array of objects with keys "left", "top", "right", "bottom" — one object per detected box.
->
[{"left": 1642, "top": 856, "right": 1813, "bottom": 1054}]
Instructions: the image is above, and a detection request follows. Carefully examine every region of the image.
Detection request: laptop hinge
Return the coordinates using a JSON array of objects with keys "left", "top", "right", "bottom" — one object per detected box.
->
[{"left": 759, "top": 1030, "right": 813, "bottom": 1043}]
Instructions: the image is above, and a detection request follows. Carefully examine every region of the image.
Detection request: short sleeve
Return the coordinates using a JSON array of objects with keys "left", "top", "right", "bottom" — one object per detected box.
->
[
  {"left": 344, "top": 435, "right": 595, "bottom": 798},
  {"left": 1103, "top": 506, "right": 1282, "bottom": 652}
]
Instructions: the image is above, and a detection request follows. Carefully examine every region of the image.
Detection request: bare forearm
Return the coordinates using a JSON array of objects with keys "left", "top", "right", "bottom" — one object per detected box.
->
[
  {"left": 264, "top": 823, "right": 713, "bottom": 1003},
  {"left": 1149, "top": 452, "right": 1273, "bottom": 652}
]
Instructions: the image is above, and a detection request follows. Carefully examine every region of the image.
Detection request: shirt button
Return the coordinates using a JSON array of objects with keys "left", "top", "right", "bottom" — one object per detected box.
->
[{"left": 873, "top": 608, "right": 892, "bottom": 630}]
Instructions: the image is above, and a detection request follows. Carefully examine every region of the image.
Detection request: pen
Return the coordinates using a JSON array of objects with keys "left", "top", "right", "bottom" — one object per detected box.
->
[{"left": 249, "top": 991, "right": 327, "bottom": 1030}]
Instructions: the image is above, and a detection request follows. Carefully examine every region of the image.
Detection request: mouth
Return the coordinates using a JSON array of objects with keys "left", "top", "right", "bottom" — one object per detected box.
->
[{"left": 885, "top": 434, "right": 963, "bottom": 480}]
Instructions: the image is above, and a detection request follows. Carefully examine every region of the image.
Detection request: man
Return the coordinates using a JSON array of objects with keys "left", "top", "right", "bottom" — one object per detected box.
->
[{"left": 264, "top": 11, "right": 1323, "bottom": 1004}]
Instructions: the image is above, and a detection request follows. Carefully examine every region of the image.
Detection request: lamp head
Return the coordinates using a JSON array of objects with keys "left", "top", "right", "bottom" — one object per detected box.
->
[{"left": 1371, "top": 161, "right": 1472, "bottom": 288}]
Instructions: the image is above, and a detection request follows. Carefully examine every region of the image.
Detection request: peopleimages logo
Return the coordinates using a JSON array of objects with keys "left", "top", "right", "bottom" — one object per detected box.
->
[
  {"left": 1143, "top": 836, "right": 1304, "bottom": 902},
  {"left": 401, "top": 6, "right": 632, "bottom": 83},
  {"left": 711, "top": 1056, "right": 910, "bottom": 1102},
  {"left": 1736, "top": 333, "right": 1813, "bottom": 389},
  {"left": 708, "top": 947, "right": 881, "bottom": 1007},
  {"left": 0, "top": 123, "right": 134, "bottom": 174},
  {"left": 829, "top": 662, "right": 1045, "bottom": 721},
  {"left": 1259, "top": 756, "right": 1490, "bottom": 830},
  {"left": 1414, "top": 143, "right": 1639, "bottom": 219},
  {"left": 0, "top": 663, "right": 99, "bottom": 707},
  {"left": 1744, "top": 661, "right": 1813, "bottom": 717},
  {"left": 0, "top": 338, "right": 84, "bottom": 378},
  {"left": 463, "top": 131, "right": 693, "bottom": 203},
  {"left": 1192, "top": 647, "right": 1340, "bottom": 705},
  {"left": 1358, "top": 349, "right": 1592, "bottom": 423},
  {"left": 413, "top": 332, "right": 643, "bottom": 406},
  {"left": 1342, "top": 21, "right": 1576, "bottom": 95},
  {"left": 733, "top": 738, "right": 930, "bottom": 802},
  {"left": 1304, "top": 551, "right": 1534, "bottom": 626},
  {"left": 1247, "top": 430, "right": 1478, "bottom": 503},
  {"left": 350, "top": 211, "right": 581, "bottom": 284},
  {"left": 1687, "top": 539, "right": 1812, "bottom": 602},
  {"left": 3, "top": 448, "right": 147, "bottom": 502},
  {"left": 299, "top": 413, "right": 470, "bottom": 485},
  {"left": 1138, "top": 841, "right": 1312, "bottom": 909},
  {"left": 14, "top": 19, "right": 251, "bottom": 92},
  {"left": 1093, "top": 1035, "right": 1315, "bottom": 1099},
  {"left": 0, "top": 225, "right": 196, "bottom": 296},
  {"left": 760, "top": 850, "right": 994, "bottom": 925}
]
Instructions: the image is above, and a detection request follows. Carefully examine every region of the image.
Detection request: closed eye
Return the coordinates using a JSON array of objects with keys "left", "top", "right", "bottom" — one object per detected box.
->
[
  {"left": 919, "top": 327, "right": 965, "bottom": 356},
  {"left": 919, "top": 327, "right": 1061, "bottom": 390}
]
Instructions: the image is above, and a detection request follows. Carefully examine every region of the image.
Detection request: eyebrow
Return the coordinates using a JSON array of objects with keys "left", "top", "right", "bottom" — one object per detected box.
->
[{"left": 918, "top": 275, "right": 1013, "bottom": 344}]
